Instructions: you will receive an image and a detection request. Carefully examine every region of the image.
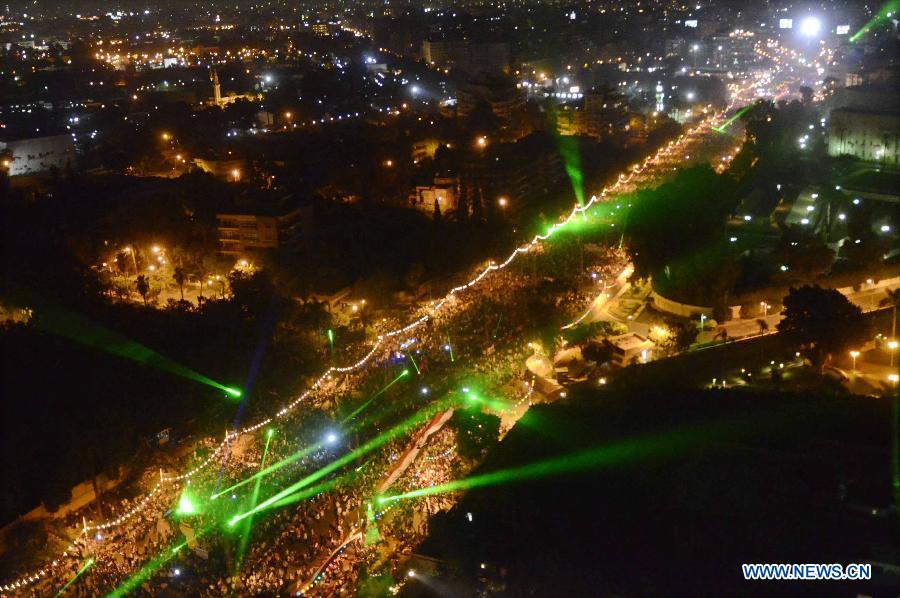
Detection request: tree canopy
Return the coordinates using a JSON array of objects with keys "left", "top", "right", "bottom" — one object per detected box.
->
[
  {"left": 623, "top": 165, "right": 737, "bottom": 281},
  {"left": 776, "top": 285, "right": 872, "bottom": 369}
]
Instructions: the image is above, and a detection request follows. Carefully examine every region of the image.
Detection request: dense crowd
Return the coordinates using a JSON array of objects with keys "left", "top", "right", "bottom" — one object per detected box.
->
[
  {"left": 3, "top": 94, "right": 729, "bottom": 596},
  {"left": 9, "top": 232, "right": 626, "bottom": 597}
]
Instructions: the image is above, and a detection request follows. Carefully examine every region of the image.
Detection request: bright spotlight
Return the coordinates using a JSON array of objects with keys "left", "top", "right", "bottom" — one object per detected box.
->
[
  {"left": 800, "top": 16, "right": 822, "bottom": 37},
  {"left": 325, "top": 432, "right": 339, "bottom": 445}
]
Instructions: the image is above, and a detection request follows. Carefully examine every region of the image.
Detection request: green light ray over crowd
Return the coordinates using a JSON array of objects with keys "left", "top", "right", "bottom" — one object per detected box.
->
[
  {"left": 465, "top": 392, "right": 513, "bottom": 413},
  {"left": 714, "top": 104, "right": 752, "bottom": 133},
  {"left": 236, "top": 428, "right": 275, "bottom": 569},
  {"left": 341, "top": 368, "right": 410, "bottom": 424},
  {"left": 212, "top": 384, "right": 412, "bottom": 501},
  {"left": 105, "top": 525, "right": 212, "bottom": 598},
  {"left": 211, "top": 440, "right": 323, "bottom": 500},
  {"left": 54, "top": 558, "right": 94, "bottom": 597},
  {"left": 229, "top": 396, "right": 458, "bottom": 526},
  {"left": 264, "top": 470, "right": 356, "bottom": 512}
]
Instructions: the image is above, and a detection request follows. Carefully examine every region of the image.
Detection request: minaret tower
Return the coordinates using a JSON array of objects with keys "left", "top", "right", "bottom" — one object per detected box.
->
[{"left": 210, "top": 67, "right": 222, "bottom": 106}]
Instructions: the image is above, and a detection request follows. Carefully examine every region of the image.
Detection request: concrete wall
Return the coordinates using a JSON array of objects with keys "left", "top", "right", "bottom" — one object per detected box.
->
[
  {"left": 651, "top": 289, "right": 715, "bottom": 318},
  {"left": 2, "top": 134, "right": 75, "bottom": 176}
]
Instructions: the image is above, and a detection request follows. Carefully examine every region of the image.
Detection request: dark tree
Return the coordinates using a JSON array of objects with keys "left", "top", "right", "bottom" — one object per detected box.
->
[
  {"left": 659, "top": 321, "right": 700, "bottom": 355},
  {"left": 135, "top": 274, "right": 150, "bottom": 306},
  {"left": 623, "top": 166, "right": 737, "bottom": 280},
  {"left": 582, "top": 341, "right": 615, "bottom": 365},
  {"left": 173, "top": 266, "right": 187, "bottom": 301},
  {"left": 771, "top": 226, "right": 834, "bottom": 282},
  {"left": 777, "top": 285, "right": 872, "bottom": 371}
]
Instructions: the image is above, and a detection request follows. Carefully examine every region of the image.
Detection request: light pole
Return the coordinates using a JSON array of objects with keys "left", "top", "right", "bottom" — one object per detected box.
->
[
  {"left": 850, "top": 350, "right": 859, "bottom": 372},
  {"left": 760, "top": 301, "right": 769, "bottom": 318},
  {"left": 124, "top": 246, "right": 137, "bottom": 273},
  {"left": 890, "top": 372, "right": 900, "bottom": 524},
  {"left": 889, "top": 340, "right": 898, "bottom": 367}
]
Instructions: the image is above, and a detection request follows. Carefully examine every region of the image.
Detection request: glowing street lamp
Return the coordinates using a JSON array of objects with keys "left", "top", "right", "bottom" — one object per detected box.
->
[
  {"left": 850, "top": 350, "right": 860, "bottom": 371},
  {"left": 760, "top": 301, "right": 769, "bottom": 317},
  {"left": 476, "top": 136, "right": 488, "bottom": 148},
  {"left": 497, "top": 196, "right": 508, "bottom": 208},
  {"left": 800, "top": 16, "right": 822, "bottom": 37},
  {"left": 231, "top": 168, "right": 240, "bottom": 182},
  {"left": 888, "top": 340, "right": 898, "bottom": 367}
]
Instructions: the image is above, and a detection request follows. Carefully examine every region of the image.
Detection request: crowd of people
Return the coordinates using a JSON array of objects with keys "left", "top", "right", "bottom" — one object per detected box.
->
[
  {"left": 9, "top": 232, "right": 623, "bottom": 596},
  {"left": 2, "top": 101, "right": 729, "bottom": 597}
]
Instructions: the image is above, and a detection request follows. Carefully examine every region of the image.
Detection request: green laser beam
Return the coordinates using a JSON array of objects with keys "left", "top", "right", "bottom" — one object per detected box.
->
[
  {"left": 341, "top": 368, "right": 410, "bottom": 424},
  {"left": 405, "top": 349, "right": 420, "bottom": 375},
  {"left": 230, "top": 397, "right": 457, "bottom": 526},
  {"left": 212, "top": 393, "right": 406, "bottom": 501},
  {"left": 236, "top": 428, "right": 275, "bottom": 569},
  {"left": 176, "top": 490, "right": 198, "bottom": 516},
  {"left": 492, "top": 313, "right": 504, "bottom": 339},
  {"left": 378, "top": 424, "right": 719, "bottom": 505},
  {"left": 106, "top": 525, "right": 213, "bottom": 598},
  {"left": 54, "top": 558, "right": 94, "bottom": 597},
  {"left": 19, "top": 293, "right": 240, "bottom": 399},
  {"left": 714, "top": 104, "right": 752, "bottom": 133},
  {"left": 850, "top": 0, "right": 900, "bottom": 42},
  {"left": 211, "top": 441, "right": 323, "bottom": 500},
  {"left": 264, "top": 470, "right": 357, "bottom": 512},
  {"left": 465, "top": 392, "right": 513, "bottom": 413},
  {"left": 557, "top": 128, "right": 586, "bottom": 215}
]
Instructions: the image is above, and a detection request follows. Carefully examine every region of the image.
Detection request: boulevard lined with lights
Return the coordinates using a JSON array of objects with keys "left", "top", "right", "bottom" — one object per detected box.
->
[{"left": 0, "top": 46, "right": 787, "bottom": 594}]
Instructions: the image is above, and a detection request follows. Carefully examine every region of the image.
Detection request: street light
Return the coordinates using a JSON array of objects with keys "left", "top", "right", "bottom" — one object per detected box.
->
[
  {"left": 497, "top": 196, "right": 508, "bottom": 208},
  {"left": 476, "top": 135, "right": 488, "bottom": 148},
  {"left": 889, "top": 340, "right": 898, "bottom": 367},
  {"left": 760, "top": 301, "right": 769, "bottom": 317},
  {"left": 231, "top": 168, "right": 240, "bottom": 182},
  {"left": 850, "top": 350, "right": 860, "bottom": 371},
  {"left": 799, "top": 16, "right": 822, "bottom": 37}
]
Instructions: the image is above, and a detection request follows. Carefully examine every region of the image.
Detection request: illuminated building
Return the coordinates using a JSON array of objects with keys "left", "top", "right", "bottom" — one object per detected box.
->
[{"left": 216, "top": 199, "right": 313, "bottom": 255}]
